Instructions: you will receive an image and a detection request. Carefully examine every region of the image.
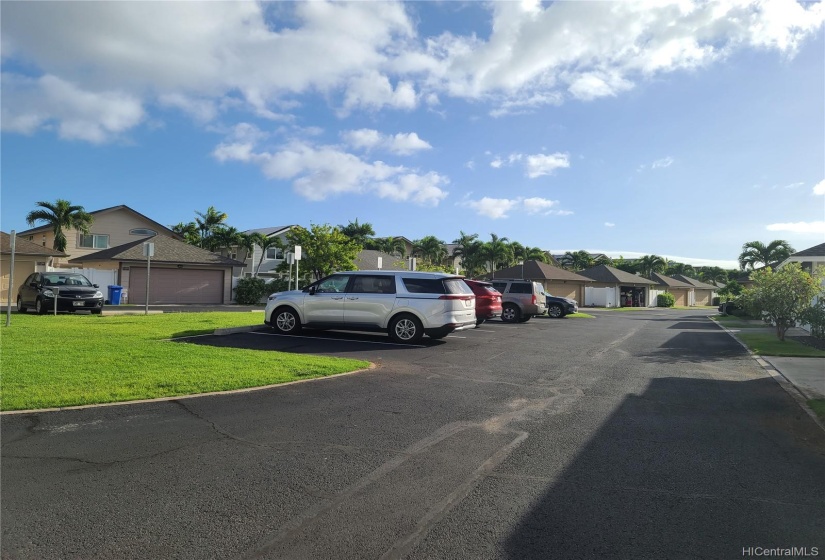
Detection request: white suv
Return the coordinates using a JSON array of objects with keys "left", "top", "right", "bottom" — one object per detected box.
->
[{"left": 264, "top": 271, "right": 477, "bottom": 343}]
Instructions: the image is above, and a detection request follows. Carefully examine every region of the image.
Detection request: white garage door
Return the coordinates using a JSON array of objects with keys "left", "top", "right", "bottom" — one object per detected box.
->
[{"left": 128, "top": 267, "right": 224, "bottom": 304}]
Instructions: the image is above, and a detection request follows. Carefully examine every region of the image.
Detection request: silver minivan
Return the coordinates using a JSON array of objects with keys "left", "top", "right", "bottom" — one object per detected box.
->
[
  {"left": 264, "top": 271, "right": 476, "bottom": 343},
  {"left": 490, "top": 279, "right": 548, "bottom": 323}
]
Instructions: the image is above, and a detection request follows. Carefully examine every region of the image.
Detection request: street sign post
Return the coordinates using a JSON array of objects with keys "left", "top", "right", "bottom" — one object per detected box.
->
[
  {"left": 143, "top": 242, "right": 154, "bottom": 315},
  {"left": 294, "top": 245, "right": 302, "bottom": 289}
]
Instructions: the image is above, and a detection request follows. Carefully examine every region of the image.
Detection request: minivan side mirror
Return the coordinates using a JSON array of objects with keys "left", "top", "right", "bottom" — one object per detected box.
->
[
  {"left": 93, "top": 284, "right": 99, "bottom": 288},
  {"left": 307, "top": 286, "right": 316, "bottom": 295}
]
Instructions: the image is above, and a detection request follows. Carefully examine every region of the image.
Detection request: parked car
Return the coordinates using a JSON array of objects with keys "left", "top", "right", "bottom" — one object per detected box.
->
[
  {"left": 490, "top": 279, "right": 548, "bottom": 323},
  {"left": 17, "top": 272, "right": 104, "bottom": 315},
  {"left": 545, "top": 293, "right": 578, "bottom": 318},
  {"left": 718, "top": 300, "right": 741, "bottom": 314},
  {"left": 264, "top": 271, "right": 476, "bottom": 343},
  {"left": 463, "top": 279, "right": 503, "bottom": 326}
]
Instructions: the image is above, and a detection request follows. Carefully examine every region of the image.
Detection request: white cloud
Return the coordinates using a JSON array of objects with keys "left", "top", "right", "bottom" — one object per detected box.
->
[
  {"left": 462, "top": 196, "right": 567, "bottom": 218},
  {"left": 489, "top": 152, "right": 570, "bottom": 177},
  {"left": 212, "top": 132, "right": 447, "bottom": 206},
  {"left": 766, "top": 221, "right": 825, "bottom": 234},
  {"left": 341, "top": 129, "right": 431, "bottom": 155},
  {"left": 554, "top": 249, "right": 739, "bottom": 269},
  {"left": 639, "top": 156, "right": 674, "bottom": 171},
  {"left": 813, "top": 180, "right": 825, "bottom": 196},
  {"left": 3, "top": 1, "right": 824, "bottom": 139},
  {"left": 605, "top": 222, "right": 615, "bottom": 227}
]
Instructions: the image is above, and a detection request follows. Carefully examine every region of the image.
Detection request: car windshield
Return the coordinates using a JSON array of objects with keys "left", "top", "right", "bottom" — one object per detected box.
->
[{"left": 42, "top": 274, "right": 94, "bottom": 287}]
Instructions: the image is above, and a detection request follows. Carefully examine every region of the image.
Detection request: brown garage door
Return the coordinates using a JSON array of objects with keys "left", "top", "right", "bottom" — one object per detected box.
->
[
  {"left": 671, "top": 289, "right": 688, "bottom": 307},
  {"left": 128, "top": 267, "right": 224, "bottom": 304}
]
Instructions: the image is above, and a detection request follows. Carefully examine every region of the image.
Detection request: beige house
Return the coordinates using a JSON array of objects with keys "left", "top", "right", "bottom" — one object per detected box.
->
[
  {"left": 671, "top": 274, "right": 718, "bottom": 306},
  {"left": 18, "top": 205, "right": 182, "bottom": 270},
  {"left": 650, "top": 272, "right": 694, "bottom": 307},
  {"left": 481, "top": 260, "right": 593, "bottom": 303},
  {"left": 578, "top": 265, "right": 659, "bottom": 307},
  {"left": 1, "top": 232, "right": 65, "bottom": 304},
  {"left": 70, "top": 235, "right": 245, "bottom": 304}
]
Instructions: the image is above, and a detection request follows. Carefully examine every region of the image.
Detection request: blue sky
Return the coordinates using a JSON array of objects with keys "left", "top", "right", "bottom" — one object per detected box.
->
[{"left": 2, "top": 0, "right": 824, "bottom": 269}]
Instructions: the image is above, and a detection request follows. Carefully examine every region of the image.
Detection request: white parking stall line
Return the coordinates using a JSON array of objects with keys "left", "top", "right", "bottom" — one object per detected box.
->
[{"left": 251, "top": 331, "right": 428, "bottom": 348}]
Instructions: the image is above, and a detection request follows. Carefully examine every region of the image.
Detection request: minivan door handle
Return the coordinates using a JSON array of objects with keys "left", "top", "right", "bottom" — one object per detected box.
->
[
  {"left": 331, "top": 296, "right": 344, "bottom": 300},
  {"left": 347, "top": 297, "right": 358, "bottom": 300}
]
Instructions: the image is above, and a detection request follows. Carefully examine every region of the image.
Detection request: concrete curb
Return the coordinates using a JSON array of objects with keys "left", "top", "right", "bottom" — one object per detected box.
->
[
  {"left": 213, "top": 325, "right": 268, "bottom": 336},
  {"left": 712, "top": 316, "right": 825, "bottom": 434}
]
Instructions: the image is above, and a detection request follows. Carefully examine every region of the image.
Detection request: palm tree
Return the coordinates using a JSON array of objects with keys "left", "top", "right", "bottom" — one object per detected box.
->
[
  {"left": 452, "top": 231, "right": 486, "bottom": 277},
  {"left": 481, "top": 233, "right": 510, "bottom": 273},
  {"left": 209, "top": 226, "right": 241, "bottom": 253},
  {"left": 524, "top": 246, "right": 549, "bottom": 263},
  {"left": 560, "top": 250, "right": 595, "bottom": 271},
  {"left": 236, "top": 232, "right": 257, "bottom": 268},
  {"left": 26, "top": 199, "right": 93, "bottom": 252},
  {"left": 252, "top": 233, "right": 284, "bottom": 276},
  {"left": 638, "top": 254, "right": 667, "bottom": 277},
  {"left": 195, "top": 206, "right": 228, "bottom": 248},
  {"left": 373, "top": 236, "right": 406, "bottom": 257},
  {"left": 338, "top": 218, "right": 376, "bottom": 247},
  {"left": 698, "top": 266, "right": 729, "bottom": 285},
  {"left": 738, "top": 240, "right": 795, "bottom": 270},
  {"left": 170, "top": 221, "right": 201, "bottom": 246},
  {"left": 414, "top": 235, "right": 448, "bottom": 265},
  {"left": 665, "top": 261, "right": 696, "bottom": 277}
]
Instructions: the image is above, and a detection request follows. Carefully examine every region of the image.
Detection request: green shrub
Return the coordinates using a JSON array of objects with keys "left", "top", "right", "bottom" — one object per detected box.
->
[
  {"left": 801, "top": 300, "right": 825, "bottom": 339},
  {"left": 234, "top": 277, "right": 270, "bottom": 305},
  {"left": 657, "top": 293, "right": 675, "bottom": 307}
]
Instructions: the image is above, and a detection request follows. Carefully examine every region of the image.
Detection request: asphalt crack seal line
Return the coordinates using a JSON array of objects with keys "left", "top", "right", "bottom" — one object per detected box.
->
[{"left": 713, "top": 316, "right": 825, "bottom": 434}]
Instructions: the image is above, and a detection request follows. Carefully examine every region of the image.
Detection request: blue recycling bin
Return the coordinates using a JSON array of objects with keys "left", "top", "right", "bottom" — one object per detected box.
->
[{"left": 108, "top": 285, "right": 123, "bottom": 305}]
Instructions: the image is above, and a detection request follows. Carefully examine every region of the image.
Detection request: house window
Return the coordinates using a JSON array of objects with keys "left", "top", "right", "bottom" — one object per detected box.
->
[
  {"left": 265, "top": 247, "right": 284, "bottom": 260},
  {"left": 129, "top": 228, "right": 157, "bottom": 236},
  {"left": 79, "top": 234, "right": 109, "bottom": 249}
]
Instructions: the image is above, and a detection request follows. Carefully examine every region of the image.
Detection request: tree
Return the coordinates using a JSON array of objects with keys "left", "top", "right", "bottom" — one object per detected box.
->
[
  {"left": 612, "top": 256, "right": 637, "bottom": 274},
  {"left": 250, "top": 232, "right": 284, "bottom": 277},
  {"left": 665, "top": 261, "right": 696, "bottom": 277},
  {"left": 26, "top": 199, "right": 93, "bottom": 252},
  {"left": 481, "top": 233, "right": 510, "bottom": 272},
  {"left": 741, "top": 263, "right": 823, "bottom": 341},
  {"left": 413, "top": 235, "right": 448, "bottom": 265},
  {"left": 560, "top": 250, "right": 595, "bottom": 271},
  {"left": 280, "top": 224, "right": 361, "bottom": 281},
  {"left": 373, "top": 236, "right": 406, "bottom": 257},
  {"left": 208, "top": 226, "right": 241, "bottom": 253},
  {"left": 338, "top": 218, "right": 375, "bottom": 246},
  {"left": 698, "top": 266, "right": 729, "bottom": 285},
  {"left": 195, "top": 206, "right": 228, "bottom": 248},
  {"left": 637, "top": 254, "right": 667, "bottom": 277},
  {"left": 452, "top": 231, "right": 486, "bottom": 277},
  {"left": 738, "top": 240, "right": 795, "bottom": 270},
  {"left": 170, "top": 221, "right": 201, "bottom": 246},
  {"left": 524, "top": 246, "right": 549, "bottom": 263}
]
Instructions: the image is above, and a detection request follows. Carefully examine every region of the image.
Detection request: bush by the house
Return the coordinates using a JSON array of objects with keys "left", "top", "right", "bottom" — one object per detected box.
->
[
  {"left": 234, "top": 277, "right": 270, "bottom": 304},
  {"left": 657, "top": 293, "right": 675, "bottom": 307},
  {"left": 801, "top": 300, "right": 825, "bottom": 339}
]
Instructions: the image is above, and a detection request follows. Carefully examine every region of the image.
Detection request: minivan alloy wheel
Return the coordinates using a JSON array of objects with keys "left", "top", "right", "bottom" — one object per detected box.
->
[{"left": 389, "top": 314, "right": 423, "bottom": 344}]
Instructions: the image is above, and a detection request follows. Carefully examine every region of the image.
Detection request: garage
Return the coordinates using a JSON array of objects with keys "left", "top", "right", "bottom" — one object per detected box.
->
[
  {"left": 650, "top": 272, "right": 694, "bottom": 307},
  {"left": 128, "top": 267, "right": 225, "bottom": 304}
]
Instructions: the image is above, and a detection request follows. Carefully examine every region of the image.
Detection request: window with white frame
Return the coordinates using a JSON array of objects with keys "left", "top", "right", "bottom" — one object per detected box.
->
[
  {"left": 78, "top": 234, "right": 109, "bottom": 249},
  {"left": 265, "top": 247, "right": 284, "bottom": 260}
]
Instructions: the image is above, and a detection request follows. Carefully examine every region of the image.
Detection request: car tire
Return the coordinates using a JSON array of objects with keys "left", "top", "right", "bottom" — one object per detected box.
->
[
  {"left": 501, "top": 304, "right": 520, "bottom": 323},
  {"left": 16, "top": 297, "right": 26, "bottom": 313},
  {"left": 389, "top": 314, "right": 424, "bottom": 344},
  {"left": 35, "top": 297, "right": 48, "bottom": 315},
  {"left": 548, "top": 304, "right": 564, "bottom": 318},
  {"left": 91, "top": 309, "right": 102, "bottom": 315},
  {"left": 475, "top": 318, "right": 485, "bottom": 327},
  {"left": 518, "top": 315, "right": 531, "bottom": 323},
  {"left": 272, "top": 306, "right": 301, "bottom": 335}
]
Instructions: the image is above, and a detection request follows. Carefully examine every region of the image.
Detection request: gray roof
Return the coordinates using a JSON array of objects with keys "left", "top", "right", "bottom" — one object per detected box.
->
[
  {"left": 650, "top": 272, "right": 694, "bottom": 288},
  {"left": 790, "top": 242, "right": 825, "bottom": 257},
  {"left": 69, "top": 235, "right": 246, "bottom": 267},
  {"left": 671, "top": 274, "right": 718, "bottom": 290},
  {"left": 355, "top": 250, "right": 409, "bottom": 271},
  {"left": 481, "top": 260, "right": 593, "bottom": 282},
  {"left": 243, "top": 225, "right": 294, "bottom": 237},
  {"left": 1, "top": 231, "right": 67, "bottom": 257},
  {"left": 578, "top": 264, "right": 658, "bottom": 285}
]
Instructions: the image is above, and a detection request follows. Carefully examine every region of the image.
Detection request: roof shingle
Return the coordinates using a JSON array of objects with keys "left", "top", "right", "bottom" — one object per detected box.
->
[
  {"left": 69, "top": 235, "right": 246, "bottom": 266},
  {"left": 578, "top": 264, "right": 658, "bottom": 285},
  {"left": 1, "top": 232, "right": 66, "bottom": 257}
]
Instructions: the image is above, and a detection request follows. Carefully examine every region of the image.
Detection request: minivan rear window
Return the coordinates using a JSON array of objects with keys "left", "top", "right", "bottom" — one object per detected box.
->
[
  {"left": 508, "top": 282, "right": 532, "bottom": 294},
  {"left": 402, "top": 277, "right": 473, "bottom": 295}
]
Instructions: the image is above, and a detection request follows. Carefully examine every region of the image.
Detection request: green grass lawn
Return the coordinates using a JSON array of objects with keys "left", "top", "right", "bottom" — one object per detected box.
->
[
  {"left": 566, "top": 312, "right": 595, "bottom": 318},
  {"left": 735, "top": 332, "right": 825, "bottom": 358},
  {"left": 711, "top": 315, "right": 767, "bottom": 329},
  {"left": 808, "top": 399, "right": 825, "bottom": 422},
  {"left": 1, "top": 313, "right": 370, "bottom": 411}
]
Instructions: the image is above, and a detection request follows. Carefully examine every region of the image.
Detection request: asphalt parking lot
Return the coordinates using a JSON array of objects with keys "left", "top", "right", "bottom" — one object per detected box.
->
[{"left": 4, "top": 309, "right": 824, "bottom": 560}]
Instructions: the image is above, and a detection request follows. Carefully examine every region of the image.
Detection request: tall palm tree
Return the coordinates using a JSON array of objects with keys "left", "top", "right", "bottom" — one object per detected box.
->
[
  {"left": 698, "top": 266, "right": 729, "bottom": 285},
  {"left": 738, "top": 240, "right": 795, "bottom": 270},
  {"left": 209, "top": 226, "right": 241, "bottom": 253},
  {"left": 374, "top": 236, "right": 406, "bottom": 257},
  {"left": 26, "top": 199, "right": 93, "bottom": 252},
  {"left": 414, "top": 235, "right": 448, "bottom": 265},
  {"left": 252, "top": 233, "right": 284, "bottom": 276},
  {"left": 236, "top": 232, "right": 257, "bottom": 269},
  {"left": 481, "top": 233, "right": 510, "bottom": 273},
  {"left": 665, "top": 261, "right": 696, "bottom": 277},
  {"left": 524, "top": 246, "right": 549, "bottom": 263},
  {"left": 560, "top": 250, "right": 595, "bottom": 271},
  {"left": 170, "top": 221, "right": 201, "bottom": 246},
  {"left": 452, "top": 231, "right": 486, "bottom": 277},
  {"left": 338, "top": 218, "right": 376, "bottom": 246},
  {"left": 195, "top": 206, "right": 228, "bottom": 248},
  {"left": 638, "top": 254, "right": 667, "bottom": 277}
]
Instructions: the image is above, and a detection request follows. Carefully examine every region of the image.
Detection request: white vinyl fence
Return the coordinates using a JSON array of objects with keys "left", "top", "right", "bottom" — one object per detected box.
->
[{"left": 47, "top": 267, "right": 118, "bottom": 289}]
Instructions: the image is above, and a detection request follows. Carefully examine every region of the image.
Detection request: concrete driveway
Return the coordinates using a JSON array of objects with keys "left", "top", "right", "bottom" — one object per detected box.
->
[{"left": 3, "top": 309, "right": 824, "bottom": 559}]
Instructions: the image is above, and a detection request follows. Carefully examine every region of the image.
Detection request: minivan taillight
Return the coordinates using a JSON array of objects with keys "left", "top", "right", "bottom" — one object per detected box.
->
[{"left": 532, "top": 294, "right": 537, "bottom": 305}]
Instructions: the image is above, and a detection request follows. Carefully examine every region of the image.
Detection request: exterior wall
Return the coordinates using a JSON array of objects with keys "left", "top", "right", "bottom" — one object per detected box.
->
[
  {"left": 584, "top": 283, "right": 621, "bottom": 307},
  {"left": 542, "top": 281, "right": 584, "bottom": 303},
  {"left": 23, "top": 210, "right": 162, "bottom": 266},
  {"left": 245, "top": 232, "right": 292, "bottom": 276},
  {"left": 1, "top": 257, "right": 37, "bottom": 304},
  {"left": 693, "top": 289, "right": 714, "bottom": 306},
  {"left": 124, "top": 264, "right": 231, "bottom": 304}
]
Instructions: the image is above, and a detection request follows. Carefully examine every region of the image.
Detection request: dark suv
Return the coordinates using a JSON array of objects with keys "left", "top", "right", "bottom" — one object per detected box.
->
[{"left": 17, "top": 272, "right": 104, "bottom": 314}]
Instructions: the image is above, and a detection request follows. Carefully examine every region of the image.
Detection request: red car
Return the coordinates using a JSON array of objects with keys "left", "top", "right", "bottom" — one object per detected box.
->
[{"left": 464, "top": 279, "right": 503, "bottom": 326}]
